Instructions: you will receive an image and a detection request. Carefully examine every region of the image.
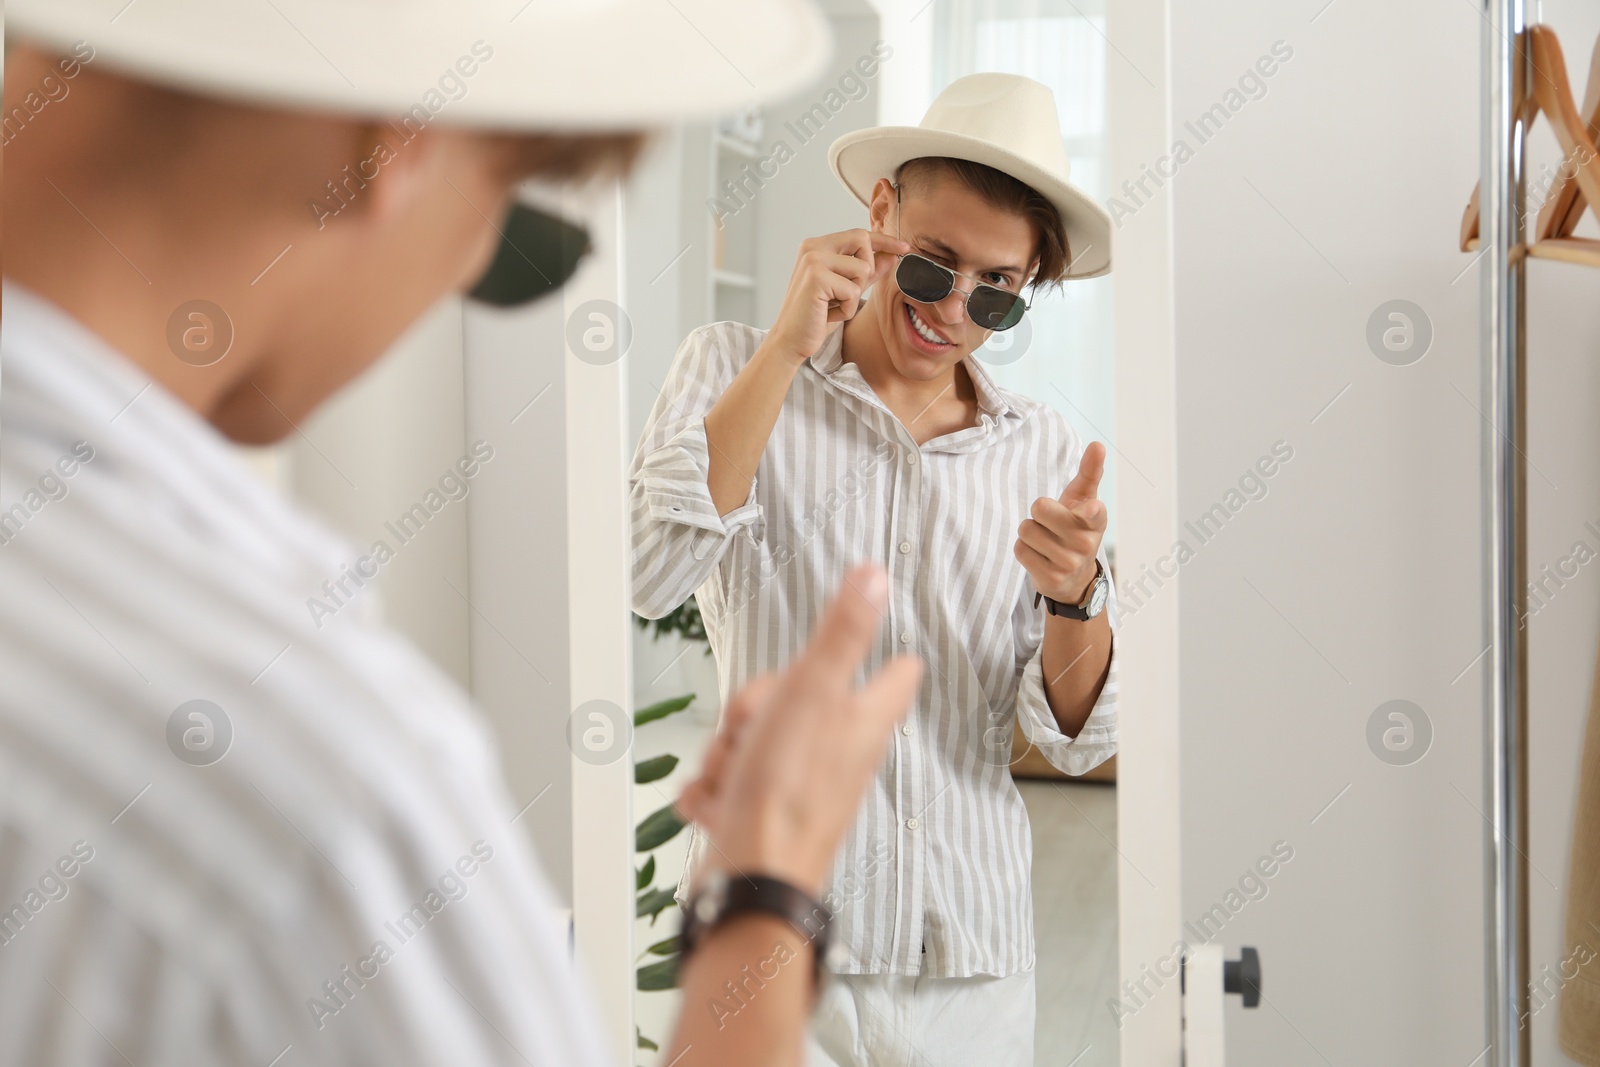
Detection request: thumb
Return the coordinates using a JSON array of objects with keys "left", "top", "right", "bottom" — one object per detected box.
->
[{"left": 1060, "top": 441, "right": 1107, "bottom": 503}]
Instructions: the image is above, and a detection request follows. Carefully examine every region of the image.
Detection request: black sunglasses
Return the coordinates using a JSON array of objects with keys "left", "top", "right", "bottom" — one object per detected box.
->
[
  {"left": 467, "top": 202, "right": 592, "bottom": 308},
  {"left": 892, "top": 183, "right": 1031, "bottom": 332}
]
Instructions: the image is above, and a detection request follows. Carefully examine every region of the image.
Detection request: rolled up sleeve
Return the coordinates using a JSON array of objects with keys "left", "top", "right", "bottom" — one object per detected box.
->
[
  {"left": 1013, "top": 411, "right": 1122, "bottom": 774},
  {"left": 629, "top": 324, "right": 764, "bottom": 619},
  {"left": 1013, "top": 549, "right": 1120, "bottom": 776}
]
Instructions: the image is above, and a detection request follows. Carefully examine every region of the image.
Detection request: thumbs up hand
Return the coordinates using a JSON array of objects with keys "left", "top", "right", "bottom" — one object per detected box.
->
[{"left": 1014, "top": 441, "right": 1108, "bottom": 605}]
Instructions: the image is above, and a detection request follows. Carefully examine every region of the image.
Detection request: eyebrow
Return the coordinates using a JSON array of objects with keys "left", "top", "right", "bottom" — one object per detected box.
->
[{"left": 913, "top": 234, "right": 1026, "bottom": 278}]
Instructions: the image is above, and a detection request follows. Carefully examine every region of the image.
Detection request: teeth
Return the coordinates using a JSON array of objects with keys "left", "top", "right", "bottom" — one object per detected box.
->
[{"left": 907, "top": 305, "right": 949, "bottom": 345}]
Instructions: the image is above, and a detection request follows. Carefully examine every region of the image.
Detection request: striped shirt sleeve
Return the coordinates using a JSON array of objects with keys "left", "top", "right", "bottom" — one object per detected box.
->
[
  {"left": 1013, "top": 414, "right": 1120, "bottom": 775},
  {"left": 1014, "top": 549, "right": 1120, "bottom": 775},
  {"left": 628, "top": 323, "right": 764, "bottom": 619}
]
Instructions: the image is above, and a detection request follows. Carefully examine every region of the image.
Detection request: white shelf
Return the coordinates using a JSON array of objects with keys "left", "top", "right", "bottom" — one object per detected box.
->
[
  {"left": 707, "top": 117, "right": 761, "bottom": 326},
  {"left": 713, "top": 131, "right": 762, "bottom": 159}
]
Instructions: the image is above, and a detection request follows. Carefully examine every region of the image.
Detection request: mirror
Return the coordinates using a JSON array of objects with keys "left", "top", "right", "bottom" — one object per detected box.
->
[{"left": 621, "top": 2, "right": 1123, "bottom": 1063}]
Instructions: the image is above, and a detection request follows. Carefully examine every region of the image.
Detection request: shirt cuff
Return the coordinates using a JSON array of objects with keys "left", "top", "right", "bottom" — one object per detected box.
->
[
  {"left": 1014, "top": 634, "right": 1118, "bottom": 776},
  {"left": 637, "top": 420, "right": 763, "bottom": 557}
]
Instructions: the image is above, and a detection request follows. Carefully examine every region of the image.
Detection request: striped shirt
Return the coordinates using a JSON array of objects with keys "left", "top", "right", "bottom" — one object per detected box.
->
[
  {"left": 0, "top": 283, "right": 607, "bottom": 1067},
  {"left": 630, "top": 318, "right": 1119, "bottom": 979}
]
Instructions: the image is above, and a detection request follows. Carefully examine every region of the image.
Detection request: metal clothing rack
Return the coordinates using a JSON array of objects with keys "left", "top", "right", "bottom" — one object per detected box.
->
[
  {"left": 1473, "top": 4, "right": 1600, "bottom": 1063},
  {"left": 1480, "top": 1, "right": 1531, "bottom": 1060}
]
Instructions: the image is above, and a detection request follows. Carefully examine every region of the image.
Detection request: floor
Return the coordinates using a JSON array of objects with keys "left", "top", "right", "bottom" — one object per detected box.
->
[{"left": 1019, "top": 777, "right": 1120, "bottom": 1067}]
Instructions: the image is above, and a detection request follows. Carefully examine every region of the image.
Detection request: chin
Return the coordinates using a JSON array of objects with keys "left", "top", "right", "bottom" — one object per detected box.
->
[
  {"left": 212, "top": 402, "right": 302, "bottom": 446},
  {"left": 209, "top": 373, "right": 323, "bottom": 446},
  {"left": 888, "top": 298, "right": 975, "bottom": 379}
]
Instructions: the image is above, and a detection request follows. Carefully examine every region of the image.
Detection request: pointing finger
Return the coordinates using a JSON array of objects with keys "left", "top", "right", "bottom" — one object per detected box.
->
[
  {"left": 867, "top": 231, "right": 912, "bottom": 255},
  {"left": 790, "top": 563, "right": 890, "bottom": 690},
  {"left": 1060, "top": 441, "right": 1107, "bottom": 503}
]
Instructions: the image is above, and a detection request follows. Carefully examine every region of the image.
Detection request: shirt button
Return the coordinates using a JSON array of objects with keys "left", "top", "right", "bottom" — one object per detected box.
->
[
  {"left": 901, "top": 723, "right": 915, "bottom": 736},
  {"left": 898, "top": 541, "right": 911, "bottom": 554},
  {"left": 905, "top": 453, "right": 918, "bottom": 466},
  {"left": 906, "top": 817, "right": 920, "bottom": 830},
  {"left": 899, "top": 633, "right": 912, "bottom": 645}
]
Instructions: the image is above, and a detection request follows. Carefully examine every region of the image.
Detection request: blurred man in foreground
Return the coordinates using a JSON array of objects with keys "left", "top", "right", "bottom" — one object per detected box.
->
[{"left": 0, "top": 3, "right": 921, "bottom": 1064}]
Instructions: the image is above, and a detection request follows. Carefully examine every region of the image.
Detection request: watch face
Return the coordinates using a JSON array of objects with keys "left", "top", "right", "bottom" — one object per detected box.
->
[
  {"left": 694, "top": 871, "right": 730, "bottom": 923},
  {"left": 1088, "top": 576, "right": 1109, "bottom": 615}
]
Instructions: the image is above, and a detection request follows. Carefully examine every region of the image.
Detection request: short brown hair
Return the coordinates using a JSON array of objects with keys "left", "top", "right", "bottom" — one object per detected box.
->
[
  {"left": 894, "top": 156, "right": 1071, "bottom": 294},
  {"left": 487, "top": 129, "right": 652, "bottom": 186}
]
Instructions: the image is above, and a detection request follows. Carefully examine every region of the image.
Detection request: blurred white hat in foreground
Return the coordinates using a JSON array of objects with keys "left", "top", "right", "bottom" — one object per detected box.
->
[{"left": 7, "top": 0, "right": 833, "bottom": 130}]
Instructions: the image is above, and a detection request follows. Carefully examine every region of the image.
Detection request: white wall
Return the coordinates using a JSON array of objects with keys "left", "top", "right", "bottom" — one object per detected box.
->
[
  {"left": 1161, "top": 2, "right": 1600, "bottom": 1063},
  {"left": 291, "top": 298, "right": 471, "bottom": 687},
  {"left": 290, "top": 276, "right": 578, "bottom": 907},
  {"left": 461, "top": 291, "right": 575, "bottom": 904},
  {"left": 754, "top": 6, "right": 893, "bottom": 326}
]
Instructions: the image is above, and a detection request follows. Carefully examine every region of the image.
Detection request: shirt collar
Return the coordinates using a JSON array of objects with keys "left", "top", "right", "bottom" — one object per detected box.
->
[{"left": 805, "top": 319, "right": 1015, "bottom": 423}]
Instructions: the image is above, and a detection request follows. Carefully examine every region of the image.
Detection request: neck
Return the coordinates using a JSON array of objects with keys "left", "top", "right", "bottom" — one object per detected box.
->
[
  {"left": 840, "top": 297, "right": 965, "bottom": 413},
  {"left": 5, "top": 173, "right": 295, "bottom": 425}
]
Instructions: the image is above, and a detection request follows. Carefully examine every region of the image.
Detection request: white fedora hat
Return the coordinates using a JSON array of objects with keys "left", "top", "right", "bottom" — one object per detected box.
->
[
  {"left": 828, "top": 73, "right": 1112, "bottom": 279},
  {"left": 7, "top": 0, "right": 831, "bottom": 131}
]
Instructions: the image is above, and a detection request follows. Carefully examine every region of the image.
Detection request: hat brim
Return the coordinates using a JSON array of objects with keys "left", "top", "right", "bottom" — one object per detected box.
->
[
  {"left": 828, "top": 126, "right": 1113, "bottom": 280},
  {"left": 9, "top": 0, "right": 832, "bottom": 132}
]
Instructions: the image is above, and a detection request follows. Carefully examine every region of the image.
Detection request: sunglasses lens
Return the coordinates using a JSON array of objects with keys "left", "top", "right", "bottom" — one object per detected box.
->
[
  {"left": 467, "top": 203, "right": 592, "bottom": 308},
  {"left": 896, "top": 255, "right": 954, "bottom": 304},
  {"left": 969, "top": 286, "right": 1027, "bottom": 332}
]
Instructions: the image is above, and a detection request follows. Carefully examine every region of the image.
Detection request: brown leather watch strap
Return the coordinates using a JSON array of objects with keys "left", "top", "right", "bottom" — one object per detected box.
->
[{"left": 680, "top": 872, "right": 833, "bottom": 993}]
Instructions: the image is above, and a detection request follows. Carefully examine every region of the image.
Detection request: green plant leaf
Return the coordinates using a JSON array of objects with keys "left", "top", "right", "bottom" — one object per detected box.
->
[
  {"left": 644, "top": 934, "right": 681, "bottom": 956},
  {"left": 635, "top": 804, "right": 686, "bottom": 852},
  {"left": 637, "top": 955, "right": 681, "bottom": 991},
  {"left": 637, "top": 1027, "right": 659, "bottom": 1051},
  {"left": 635, "top": 855, "right": 656, "bottom": 892},
  {"left": 634, "top": 597, "right": 708, "bottom": 646},
  {"left": 635, "top": 694, "right": 695, "bottom": 728},
  {"left": 636, "top": 886, "right": 677, "bottom": 921},
  {"left": 635, "top": 754, "right": 680, "bottom": 784}
]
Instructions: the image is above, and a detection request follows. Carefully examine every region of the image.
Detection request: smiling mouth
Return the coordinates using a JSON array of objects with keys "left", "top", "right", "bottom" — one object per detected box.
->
[{"left": 903, "top": 301, "right": 954, "bottom": 349}]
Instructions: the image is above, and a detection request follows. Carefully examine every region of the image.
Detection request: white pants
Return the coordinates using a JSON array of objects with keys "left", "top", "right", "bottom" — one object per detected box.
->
[{"left": 804, "top": 967, "right": 1036, "bottom": 1067}]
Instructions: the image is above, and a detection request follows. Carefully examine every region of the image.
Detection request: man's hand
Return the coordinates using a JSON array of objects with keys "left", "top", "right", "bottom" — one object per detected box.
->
[
  {"left": 675, "top": 563, "right": 923, "bottom": 898},
  {"left": 1014, "top": 441, "right": 1108, "bottom": 605},
  {"left": 765, "top": 229, "right": 910, "bottom": 365}
]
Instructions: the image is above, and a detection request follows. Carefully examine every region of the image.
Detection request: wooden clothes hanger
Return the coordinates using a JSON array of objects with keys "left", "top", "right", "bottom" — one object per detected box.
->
[
  {"left": 1460, "top": 24, "right": 1600, "bottom": 267},
  {"left": 1534, "top": 28, "right": 1600, "bottom": 241}
]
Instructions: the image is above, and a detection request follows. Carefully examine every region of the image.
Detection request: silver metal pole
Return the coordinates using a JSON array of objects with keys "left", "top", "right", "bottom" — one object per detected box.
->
[{"left": 1482, "top": 0, "right": 1530, "bottom": 1062}]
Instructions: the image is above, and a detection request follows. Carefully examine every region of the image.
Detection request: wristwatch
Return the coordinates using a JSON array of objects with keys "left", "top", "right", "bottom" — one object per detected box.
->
[
  {"left": 1034, "top": 558, "right": 1109, "bottom": 620},
  {"left": 680, "top": 871, "right": 833, "bottom": 993}
]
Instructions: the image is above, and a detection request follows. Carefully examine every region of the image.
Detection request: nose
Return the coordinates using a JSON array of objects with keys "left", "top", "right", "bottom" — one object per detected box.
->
[{"left": 934, "top": 288, "right": 966, "bottom": 325}]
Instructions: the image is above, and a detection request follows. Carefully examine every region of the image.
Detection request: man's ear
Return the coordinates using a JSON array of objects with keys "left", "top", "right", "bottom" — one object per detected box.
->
[
  {"left": 868, "top": 176, "right": 898, "bottom": 233},
  {"left": 364, "top": 124, "right": 446, "bottom": 223}
]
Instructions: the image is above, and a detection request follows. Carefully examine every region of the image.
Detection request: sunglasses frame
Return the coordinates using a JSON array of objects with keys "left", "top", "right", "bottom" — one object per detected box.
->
[{"left": 890, "top": 181, "right": 1033, "bottom": 333}]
